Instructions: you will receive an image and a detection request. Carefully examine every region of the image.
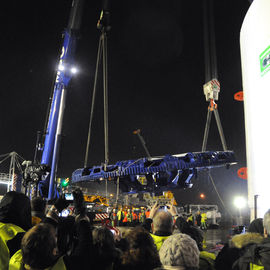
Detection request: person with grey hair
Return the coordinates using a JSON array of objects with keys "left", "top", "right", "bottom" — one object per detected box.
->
[
  {"left": 158, "top": 233, "right": 200, "bottom": 270},
  {"left": 263, "top": 209, "right": 270, "bottom": 237},
  {"left": 152, "top": 210, "right": 174, "bottom": 235},
  {"left": 141, "top": 202, "right": 177, "bottom": 251},
  {"left": 151, "top": 210, "right": 174, "bottom": 251}
]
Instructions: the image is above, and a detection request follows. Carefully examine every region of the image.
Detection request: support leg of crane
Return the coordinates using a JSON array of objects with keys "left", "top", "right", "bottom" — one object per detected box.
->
[
  {"left": 202, "top": 109, "right": 212, "bottom": 152},
  {"left": 213, "top": 108, "right": 227, "bottom": 151}
]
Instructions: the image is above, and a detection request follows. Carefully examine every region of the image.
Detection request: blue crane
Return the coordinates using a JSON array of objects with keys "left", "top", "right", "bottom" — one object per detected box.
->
[{"left": 22, "top": 0, "right": 84, "bottom": 199}]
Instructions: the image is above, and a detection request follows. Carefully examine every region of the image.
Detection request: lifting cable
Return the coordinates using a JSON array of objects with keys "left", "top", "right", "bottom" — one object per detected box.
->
[
  {"left": 84, "top": 2, "right": 111, "bottom": 201},
  {"left": 208, "top": 172, "right": 233, "bottom": 219},
  {"left": 202, "top": 1, "right": 232, "bottom": 218},
  {"left": 202, "top": 0, "right": 227, "bottom": 152}
]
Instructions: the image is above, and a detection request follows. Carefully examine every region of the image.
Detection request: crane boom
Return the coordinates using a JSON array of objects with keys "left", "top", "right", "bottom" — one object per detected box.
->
[
  {"left": 72, "top": 150, "right": 236, "bottom": 194},
  {"left": 23, "top": 0, "right": 85, "bottom": 199}
]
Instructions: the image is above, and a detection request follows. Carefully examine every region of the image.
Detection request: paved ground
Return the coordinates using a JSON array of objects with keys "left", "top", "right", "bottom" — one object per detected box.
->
[{"left": 203, "top": 228, "right": 230, "bottom": 254}]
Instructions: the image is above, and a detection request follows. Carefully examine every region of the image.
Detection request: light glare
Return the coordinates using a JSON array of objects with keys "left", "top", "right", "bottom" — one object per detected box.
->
[
  {"left": 58, "top": 64, "right": 65, "bottom": 71},
  {"left": 233, "top": 196, "right": 246, "bottom": 209},
  {"left": 71, "top": 67, "right": 77, "bottom": 74}
]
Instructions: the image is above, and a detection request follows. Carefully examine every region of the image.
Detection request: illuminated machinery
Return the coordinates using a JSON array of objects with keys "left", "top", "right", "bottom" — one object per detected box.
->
[
  {"left": 83, "top": 195, "right": 110, "bottom": 222},
  {"left": 153, "top": 191, "right": 177, "bottom": 206},
  {"left": 72, "top": 151, "right": 236, "bottom": 194},
  {"left": 143, "top": 191, "right": 177, "bottom": 207},
  {"left": 83, "top": 194, "right": 109, "bottom": 207}
]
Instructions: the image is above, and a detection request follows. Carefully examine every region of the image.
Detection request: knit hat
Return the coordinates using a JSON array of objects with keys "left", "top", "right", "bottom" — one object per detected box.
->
[{"left": 159, "top": 233, "right": 199, "bottom": 268}]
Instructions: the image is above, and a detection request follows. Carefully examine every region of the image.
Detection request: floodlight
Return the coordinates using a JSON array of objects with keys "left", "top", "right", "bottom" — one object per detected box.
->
[
  {"left": 233, "top": 196, "right": 246, "bottom": 209},
  {"left": 58, "top": 64, "right": 65, "bottom": 71},
  {"left": 70, "top": 67, "right": 78, "bottom": 74}
]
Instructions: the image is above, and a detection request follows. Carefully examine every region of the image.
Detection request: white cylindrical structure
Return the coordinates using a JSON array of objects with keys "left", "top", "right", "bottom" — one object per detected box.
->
[{"left": 240, "top": 0, "right": 270, "bottom": 220}]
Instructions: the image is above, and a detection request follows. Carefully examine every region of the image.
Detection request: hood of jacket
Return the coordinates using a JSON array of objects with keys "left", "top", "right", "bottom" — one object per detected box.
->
[
  {"left": 0, "top": 191, "right": 32, "bottom": 231},
  {"left": 231, "top": 232, "right": 264, "bottom": 249}
]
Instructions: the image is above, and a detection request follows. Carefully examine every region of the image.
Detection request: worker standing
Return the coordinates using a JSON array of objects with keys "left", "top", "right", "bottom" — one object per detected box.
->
[
  {"left": 145, "top": 208, "right": 150, "bottom": 219},
  {"left": 195, "top": 211, "right": 202, "bottom": 227},
  {"left": 187, "top": 213, "right": 194, "bottom": 225},
  {"left": 132, "top": 210, "right": 138, "bottom": 226},
  {"left": 126, "top": 209, "right": 132, "bottom": 226},
  {"left": 122, "top": 209, "right": 128, "bottom": 226},
  {"left": 139, "top": 209, "right": 146, "bottom": 223},
  {"left": 111, "top": 209, "right": 118, "bottom": 227},
  {"left": 117, "top": 208, "right": 124, "bottom": 226},
  {"left": 201, "top": 212, "right": 207, "bottom": 230}
]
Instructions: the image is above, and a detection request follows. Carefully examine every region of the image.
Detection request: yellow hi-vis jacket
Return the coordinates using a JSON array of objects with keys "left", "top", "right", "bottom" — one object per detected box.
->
[
  {"left": 117, "top": 210, "right": 123, "bottom": 221},
  {"left": 249, "top": 263, "right": 264, "bottom": 270},
  {"left": 9, "top": 249, "right": 67, "bottom": 270},
  {"left": 201, "top": 213, "right": 207, "bottom": 222},
  {"left": 150, "top": 233, "right": 169, "bottom": 251},
  {"left": 0, "top": 222, "right": 25, "bottom": 270}
]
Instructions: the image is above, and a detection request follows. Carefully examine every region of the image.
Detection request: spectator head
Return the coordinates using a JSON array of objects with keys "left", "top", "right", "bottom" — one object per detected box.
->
[
  {"left": 92, "top": 226, "right": 120, "bottom": 269},
  {"left": 159, "top": 233, "right": 200, "bottom": 270},
  {"left": 152, "top": 210, "right": 174, "bottom": 235},
  {"left": 249, "top": 218, "right": 264, "bottom": 235},
  {"left": 263, "top": 209, "right": 270, "bottom": 237},
  {"left": 0, "top": 191, "right": 32, "bottom": 231},
  {"left": 21, "top": 223, "right": 58, "bottom": 269},
  {"left": 121, "top": 226, "right": 161, "bottom": 270},
  {"left": 31, "top": 196, "right": 46, "bottom": 214},
  {"left": 31, "top": 197, "right": 47, "bottom": 225},
  {"left": 175, "top": 216, "right": 203, "bottom": 251}
]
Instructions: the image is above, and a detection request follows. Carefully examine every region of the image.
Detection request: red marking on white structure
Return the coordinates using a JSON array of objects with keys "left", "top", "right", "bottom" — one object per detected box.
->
[
  {"left": 210, "top": 79, "right": 220, "bottom": 89},
  {"left": 12, "top": 174, "right": 17, "bottom": 191},
  {"left": 95, "top": 213, "right": 109, "bottom": 220}
]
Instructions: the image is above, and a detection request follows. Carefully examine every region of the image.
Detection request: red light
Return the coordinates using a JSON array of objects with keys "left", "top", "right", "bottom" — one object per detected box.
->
[{"left": 200, "top": 193, "right": 205, "bottom": 199}]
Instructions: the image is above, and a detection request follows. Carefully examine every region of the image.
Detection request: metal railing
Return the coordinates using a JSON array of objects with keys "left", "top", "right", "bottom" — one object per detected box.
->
[{"left": 0, "top": 173, "right": 12, "bottom": 185}]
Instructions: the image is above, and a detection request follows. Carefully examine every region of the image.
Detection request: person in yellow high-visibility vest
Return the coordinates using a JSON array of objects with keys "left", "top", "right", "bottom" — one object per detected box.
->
[
  {"left": 139, "top": 209, "right": 146, "bottom": 223},
  {"left": 126, "top": 209, "right": 132, "bottom": 226},
  {"left": 201, "top": 213, "right": 207, "bottom": 230},
  {"left": 10, "top": 217, "right": 93, "bottom": 270},
  {"left": 0, "top": 191, "right": 32, "bottom": 270},
  {"left": 117, "top": 208, "right": 124, "bottom": 226},
  {"left": 187, "top": 213, "right": 194, "bottom": 226}
]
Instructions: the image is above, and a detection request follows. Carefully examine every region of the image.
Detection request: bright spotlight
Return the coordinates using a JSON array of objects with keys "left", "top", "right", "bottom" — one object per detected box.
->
[
  {"left": 233, "top": 196, "right": 246, "bottom": 209},
  {"left": 70, "top": 67, "right": 78, "bottom": 74},
  {"left": 58, "top": 64, "right": 65, "bottom": 71}
]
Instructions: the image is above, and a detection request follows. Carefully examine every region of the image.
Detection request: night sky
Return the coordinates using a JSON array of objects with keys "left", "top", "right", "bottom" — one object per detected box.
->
[{"left": 0, "top": 0, "right": 251, "bottom": 214}]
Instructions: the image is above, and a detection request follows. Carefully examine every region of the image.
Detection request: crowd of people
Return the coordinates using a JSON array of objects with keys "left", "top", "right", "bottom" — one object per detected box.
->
[
  {"left": 110, "top": 207, "right": 150, "bottom": 227},
  {"left": 1, "top": 190, "right": 270, "bottom": 270}
]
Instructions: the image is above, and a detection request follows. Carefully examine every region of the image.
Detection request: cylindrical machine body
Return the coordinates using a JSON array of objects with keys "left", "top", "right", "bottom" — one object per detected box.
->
[{"left": 240, "top": 0, "right": 270, "bottom": 220}]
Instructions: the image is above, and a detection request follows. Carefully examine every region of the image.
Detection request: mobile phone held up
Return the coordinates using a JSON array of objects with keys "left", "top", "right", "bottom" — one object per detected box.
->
[
  {"left": 65, "top": 193, "right": 74, "bottom": 201},
  {"left": 159, "top": 205, "right": 167, "bottom": 211}
]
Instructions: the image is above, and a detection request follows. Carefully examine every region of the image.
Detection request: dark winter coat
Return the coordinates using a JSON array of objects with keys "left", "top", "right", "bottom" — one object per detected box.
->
[{"left": 215, "top": 232, "right": 264, "bottom": 270}]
